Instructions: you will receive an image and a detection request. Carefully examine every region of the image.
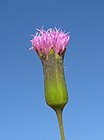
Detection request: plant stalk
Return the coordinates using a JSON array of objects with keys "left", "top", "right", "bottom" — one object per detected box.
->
[{"left": 55, "top": 108, "right": 65, "bottom": 140}]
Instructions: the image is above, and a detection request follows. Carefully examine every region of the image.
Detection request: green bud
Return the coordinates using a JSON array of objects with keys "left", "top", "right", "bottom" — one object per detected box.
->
[{"left": 42, "top": 49, "right": 68, "bottom": 110}]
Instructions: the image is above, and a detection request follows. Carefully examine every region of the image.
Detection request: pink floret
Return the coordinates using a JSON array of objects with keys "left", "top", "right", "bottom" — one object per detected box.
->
[{"left": 31, "top": 28, "right": 70, "bottom": 56}]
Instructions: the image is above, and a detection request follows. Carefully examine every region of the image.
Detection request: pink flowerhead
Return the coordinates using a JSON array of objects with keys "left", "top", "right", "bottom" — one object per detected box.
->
[{"left": 30, "top": 28, "right": 70, "bottom": 56}]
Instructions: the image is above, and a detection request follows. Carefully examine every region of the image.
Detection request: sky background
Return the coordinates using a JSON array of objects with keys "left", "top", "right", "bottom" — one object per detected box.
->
[{"left": 0, "top": 0, "right": 104, "bottom": 140}]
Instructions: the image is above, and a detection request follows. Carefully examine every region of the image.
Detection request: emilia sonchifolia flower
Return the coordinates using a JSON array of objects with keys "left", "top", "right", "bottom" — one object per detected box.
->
[{"left": 30, "top": 27, "right": 70, "bottom": 140}]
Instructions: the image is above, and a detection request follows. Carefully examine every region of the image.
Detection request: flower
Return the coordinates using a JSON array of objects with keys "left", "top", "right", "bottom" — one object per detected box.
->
[
  {"left": 30, "top": 28, "right": 70, "bottom": 57},
  {"left": 30, "top": 27, "right": 70, "bottom": 140}
]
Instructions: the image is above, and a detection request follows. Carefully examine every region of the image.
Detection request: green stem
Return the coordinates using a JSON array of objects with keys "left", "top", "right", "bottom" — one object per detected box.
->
[{"left": 55, "top": 108, "right": 65, "bottom": 140}]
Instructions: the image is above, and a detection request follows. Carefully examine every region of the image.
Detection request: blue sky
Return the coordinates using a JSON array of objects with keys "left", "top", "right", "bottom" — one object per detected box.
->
[{"left": 0, "top": 0, "right": 104, "bottom": 140}]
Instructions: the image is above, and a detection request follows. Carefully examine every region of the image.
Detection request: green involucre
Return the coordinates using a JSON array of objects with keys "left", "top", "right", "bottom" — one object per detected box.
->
[{"left": 42, "top": 50, "right": 68, "bottom": 110}]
